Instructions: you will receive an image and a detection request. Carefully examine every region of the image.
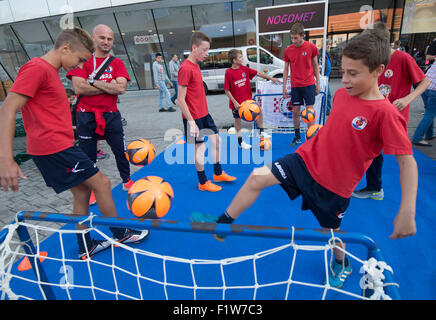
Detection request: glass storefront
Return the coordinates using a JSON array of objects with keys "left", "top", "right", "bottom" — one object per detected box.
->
[{"left": 0, "top": 0, "right": 431, "bottom": 100}]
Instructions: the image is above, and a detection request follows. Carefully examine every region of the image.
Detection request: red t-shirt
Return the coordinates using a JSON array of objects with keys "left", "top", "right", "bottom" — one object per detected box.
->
[
  {"left": 284, "top": 41, "right": 318, "bottom": 87},
  {"left": 224, "top": 65, "right": 258, "bottom": 110},
  {"left": 178, "top": 59, "right": 209, "bottom": 120},
  {"left": 10, "top": 58, "right": 74, "bottom": 156},
  {"left": 66, "top": 55, "right": 130, "bottom": 111},
  {"left": 296, "top": 88, "right": 412, "bottom": 198},
  {"left": 378, "top": 50, "right": 426, "bottom": 123}
]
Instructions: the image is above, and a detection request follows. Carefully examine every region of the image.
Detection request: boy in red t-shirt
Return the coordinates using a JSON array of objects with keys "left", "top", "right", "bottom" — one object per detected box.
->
[
  {"left": 192, "top": 26, "right": 418, "bottom": 288},
  {"left": 177, "top": 31, "right": 236, "bottom": 192},
  {"left": 283, "top": 23, "right": 321, "bottom": 146},
  {"left": 224, "top": 49, "right": 280, "bottom": 149},
  {"left": 0, "top": 28, "right": 149, "bottom": 260},
  {"left": 352, "top": 22, "right": 430, "bottom": 201}
]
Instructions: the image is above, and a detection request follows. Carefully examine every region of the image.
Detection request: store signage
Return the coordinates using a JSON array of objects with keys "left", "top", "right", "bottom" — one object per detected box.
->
[
  {"left": 257, "top": 2, "right": 325, "bottom": 34},
  {"left": 134, "top": 34, "right": 164, "bottom": 44}
]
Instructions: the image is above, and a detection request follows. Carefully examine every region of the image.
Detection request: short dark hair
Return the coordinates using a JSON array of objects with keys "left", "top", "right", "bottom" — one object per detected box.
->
[
  {"left": 190, "top": 31, "right": 211, "bottom": 50},
  {"left": 342, "top": 24, "right": 390, "bottom": 72},
  {"left": 155, "top": 53, "right": 162, "bottom": 58},
  {"left": 228, "top": 49, "right": 242, "bottom": 64},
  {"left": 55, "top": 27, "right": 94, "bottom": 53}
]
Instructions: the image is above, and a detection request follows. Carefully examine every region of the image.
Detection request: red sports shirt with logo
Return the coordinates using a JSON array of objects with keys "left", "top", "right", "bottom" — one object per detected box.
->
[
  {"left": 378, "top": 50, "right": 426, "bottom": 123},
  {"left": 224, "top": 65, "right": 258, "bottom": 110},
  {"left": 283, "top": 41, "right": 319, "bottom": 87},
  {"left": 178, "top": 59, "right": 209, "bottom": 120},
  {"left": 296, "top": 88, "right": 412, "bottom": 198},
  {"left": 66, "top": 55, "right": 130, "bottom": 112},
  {"left": 10, "top": 57, "right": 74, "bottom": 155}
]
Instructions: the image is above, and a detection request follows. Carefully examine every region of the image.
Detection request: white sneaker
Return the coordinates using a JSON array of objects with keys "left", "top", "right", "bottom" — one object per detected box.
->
[{"left": 239, "top": 141, "right": 252, "bottom": 149}]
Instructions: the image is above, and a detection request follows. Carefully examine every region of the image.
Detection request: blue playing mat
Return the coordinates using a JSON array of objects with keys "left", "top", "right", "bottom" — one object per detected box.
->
[{"left": 5, "top": 133, "right": 436, "bottom": 300}]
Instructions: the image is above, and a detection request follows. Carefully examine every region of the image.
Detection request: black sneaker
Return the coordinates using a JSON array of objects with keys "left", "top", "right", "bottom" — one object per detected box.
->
[
  {"left": 167, "top": 107, "right": 177, "bottom": 112},
  {"left": 78, "top": 239, "right": 111, "bottom": 260},
  {"left": 159, "top": 109, "right": 168, "bottom": 112},
  {"left": 289, "top": 137, "right": 302, "bottom": 146},
  {"left": 114, "top": 228, "right": 150, "bottom": 244}
]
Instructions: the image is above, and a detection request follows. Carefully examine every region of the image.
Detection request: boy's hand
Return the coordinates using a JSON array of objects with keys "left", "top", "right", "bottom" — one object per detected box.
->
[
  {"left": 188, "top": 120, "right": 199, "bottom": 137},
  {"left": 392, "top": 97, "right": 411, "bottom": 112},
  {"left": 283, "top": 87, "right": 289, "bottom": 99},
  {"left": 316, "top": 82, "right": 321, "bottom": 95},
  {"left": 235, "top": 102, "right": 241, "bottom": 110},
  {"left": 0, "top": 159, "right": 27, "bottom": 192},
  {"left": 390, "top": 211, "right": 416, "bottom": 239}
]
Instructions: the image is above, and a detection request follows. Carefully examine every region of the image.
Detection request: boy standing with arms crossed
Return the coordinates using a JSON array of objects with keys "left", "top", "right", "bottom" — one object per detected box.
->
[
  {"left": 177, "top": 31, "right": 236, "bottom": 192},
  {"left": 0, "top": 28, "right": 148, "bottom": 260},
  {"left": 224, "top": 49, "right": 280, "bottom": 149},
  {"left": 283, "top": 23, "right": 320, "bottom": 146},
  {"left": 192, "top": 26, "right": 417, "bottom": 288}
]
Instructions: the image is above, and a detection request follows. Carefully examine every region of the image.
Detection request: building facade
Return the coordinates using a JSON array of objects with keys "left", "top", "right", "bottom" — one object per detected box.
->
[{"left": 0, "top": 0, "right": 435, "bottom": 100}]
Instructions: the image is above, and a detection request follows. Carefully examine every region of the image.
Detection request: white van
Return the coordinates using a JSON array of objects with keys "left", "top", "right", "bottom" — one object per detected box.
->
[{"left": 183, "top": 46, "right": 284, "bottom": 94}]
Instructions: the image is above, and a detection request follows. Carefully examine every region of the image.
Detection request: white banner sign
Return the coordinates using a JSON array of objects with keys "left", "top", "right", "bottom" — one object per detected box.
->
[
  {"left": 255, "top": 77, "right": 328, "bottom": 130},
  {"left": 134, "top": 34, "right": 164, "bottom": 45}
]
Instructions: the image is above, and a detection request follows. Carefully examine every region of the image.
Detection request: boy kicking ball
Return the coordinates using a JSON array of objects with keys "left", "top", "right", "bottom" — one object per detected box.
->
[
  {"left": 0, "top": 28, "right": 149, "bottom": 260},
  {"left": 191, "top": 26, "right": 417, "bottom": 288},
  {"left": 224, "top": 49, "right": 280, "bottom": 149}
]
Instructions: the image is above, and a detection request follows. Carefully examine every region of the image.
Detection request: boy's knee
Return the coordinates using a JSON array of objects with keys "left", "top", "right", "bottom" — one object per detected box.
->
[{"left": 247, "top": 168, "right": 270, "bottom": 189}]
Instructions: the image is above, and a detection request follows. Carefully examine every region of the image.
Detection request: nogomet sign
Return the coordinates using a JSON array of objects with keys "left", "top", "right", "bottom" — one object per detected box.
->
[{"left": 257, "top": 1, "right": 327, "bottom": 35}]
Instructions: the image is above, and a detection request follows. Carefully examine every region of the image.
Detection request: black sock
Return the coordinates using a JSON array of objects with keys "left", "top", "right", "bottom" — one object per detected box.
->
[
  {"left": 217, "top": 210, "right": 234, "bottom": 224},
  {"left": 295, "top": 128, "right": 301, "bottom": 139},
  {"left": 197, "top": 170, "right": 208, "bottom": 185},
  {"left": 238, "top": 137, "right": 243, "bottom": 145},
  {"left": 259, "top": 127, "right": 264, "bottom": 134},
  {"left": 110, "top": 226, "right": 128, "bottom": 239},
  {"left": 77, "top": 232, "right": 93, "bottom": 252},
  {"left": 214, "top": 162, "right": 222, "bottom": 175}
]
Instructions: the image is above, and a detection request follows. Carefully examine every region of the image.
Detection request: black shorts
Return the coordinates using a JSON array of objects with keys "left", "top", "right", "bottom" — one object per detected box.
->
[
  {"left": 31, "top": 146, "right": 99, "bottom": 194},
  {"left": 291, "top": 85, "right": 316, "bottom": 106},
  {"left": 269, "top": 153, "right": 350, "bottom": 229},
  {"left": 232, "top": 109, "right": 240, "bottom": 119},
  {"left": 183, "top": 114, "right": 219, "bottom": 144}
]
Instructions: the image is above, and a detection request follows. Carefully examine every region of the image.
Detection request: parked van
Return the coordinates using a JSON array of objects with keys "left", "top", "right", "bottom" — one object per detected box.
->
[{"left": 183, "top": 46, "right": 284, "bottom": 94}]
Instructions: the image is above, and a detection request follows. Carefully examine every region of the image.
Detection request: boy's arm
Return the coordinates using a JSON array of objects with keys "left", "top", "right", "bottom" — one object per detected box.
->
[
  {"left": 224, "top": 89, "right": 240, "bottom": 109},
  {"left": 257, "top": 71, "right": 281, "bottom": 84},
  {"left": 392, "top": 77, "right": 430, "bottom": 111},
  {"left": 176, "top": 85, "right": 199, "bottom": 137},
  {"left": 312, "top": 56, "right": 321, "bottom": 95},
  {"left": 282, "top": 61, "right": 290, "bottom": 98},
  {"left": 0, "top": 92, "right": 28, "bottom": 191},
  {"left": 390, "top": 154, "right": 418, "bottom": 239}
]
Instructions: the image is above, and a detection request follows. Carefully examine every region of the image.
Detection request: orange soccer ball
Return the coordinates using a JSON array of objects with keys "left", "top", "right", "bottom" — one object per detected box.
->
[
  {"left": 125, "top": 139, "right": 156, "bottom": 166},
  {"left": 305, "top": 124, "right": 323, "bottom": 141},
  {"left": 127, "top": 176, "right": 174, "bottom": 218},
  {"left": 238, "top": 100, "right": 261, "bottom": 122},
  {"left": 300, "top": 108, "right": 316, "bottom": 123}
]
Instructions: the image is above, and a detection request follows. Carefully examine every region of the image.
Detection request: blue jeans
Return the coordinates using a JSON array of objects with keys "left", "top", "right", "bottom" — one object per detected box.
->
[
  {"left": 171, "top": 80, "right": 178, "bottom": 103},
  {"left": 326, "top": 82, "right": 332, "bottom": 114},
  {"left": 412, "top": 89, "right": 436, "bottom": 141},
  {"left": 157, "top": 80, "right": 171, "bottom": 110}
]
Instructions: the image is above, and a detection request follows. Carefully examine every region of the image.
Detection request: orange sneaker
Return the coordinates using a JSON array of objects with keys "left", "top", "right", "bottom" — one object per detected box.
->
[
  {"left": 198, "top": 180, "right": 222, "bottom": 192},
  {"left": 213, "top": 171, "right": 237, "bottom": 182},
  {"left": 122, "top": 178, "right": 135, "bottom": 191},
  {"left": 89, "top": 191, "right": 96, "bottom": 206}
]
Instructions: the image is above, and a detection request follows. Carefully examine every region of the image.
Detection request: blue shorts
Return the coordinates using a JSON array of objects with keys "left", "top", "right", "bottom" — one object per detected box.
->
[
  {"left": 291, "top": 85, "right": 316, "bottom": 106},
  {"left": 183, "top": 114, "right": 219, "bottom": 144},
  {"left": 269, "top": 153, "right": 350, "bottom": 229},
  {"left": 31, "top": 146, "right": 99, "bottom": 194}
]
